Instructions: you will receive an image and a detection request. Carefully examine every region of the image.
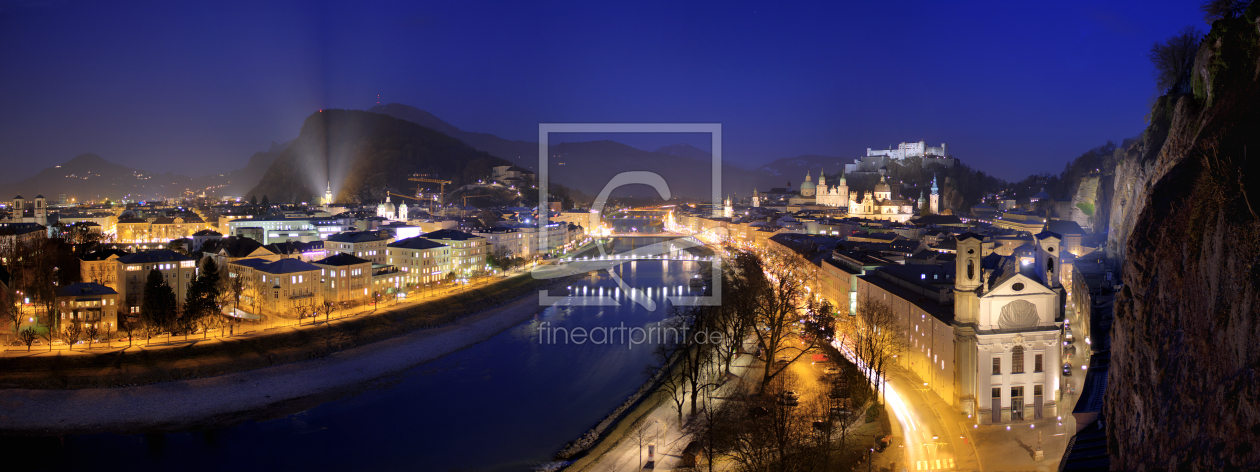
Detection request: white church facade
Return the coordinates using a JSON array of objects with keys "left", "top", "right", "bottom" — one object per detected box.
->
[
  {"left": 376, "top": 196, "right": 408, "bottom": 221},
  {"left": 953, "top": 231, "right": 1065, "bottom": 424}
]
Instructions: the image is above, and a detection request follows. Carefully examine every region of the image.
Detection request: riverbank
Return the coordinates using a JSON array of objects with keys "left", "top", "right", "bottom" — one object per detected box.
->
[
  {"left": 0, "top": 274, "right": 579, "bottom": 436},
  {"left": 0, "top": 271, "right": 567, "bottom": 390}
]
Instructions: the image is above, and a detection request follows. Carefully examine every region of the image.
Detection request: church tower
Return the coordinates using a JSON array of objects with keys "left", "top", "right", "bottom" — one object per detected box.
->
[
  {"left": 34, "top": 194, "right": 47, "bottom": 226},
  {"left": 930, "top": 175, "right": 940, "bottom": 214},
  {"left": 953, "top": 232, "right": 984, "bottom": 417},
  {"left": 723, "top": 195, "right": 733, "bottom": 218},
  {"left": 11, "top": 195, "right": 24, "bottom": 221},
  {"left": 817, "top": 168, "right": 826, "bottom": 190},
  {"left": 954, "top": 233, "right": 983, "bottom": 324},
  {"left": 1035, "top": 231, "right": 1062, "bottom": 288},
  {"left": 838, "top": 174, "right": 848, "bottom": 206},
  {"left": 752, "top": 188, "right": 760, "bottom": 208}
]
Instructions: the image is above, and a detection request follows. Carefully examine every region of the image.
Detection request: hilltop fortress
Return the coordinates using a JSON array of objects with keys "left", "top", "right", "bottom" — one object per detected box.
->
[{"left": 846, "top": 140, "right": 956, "bottom": 174}]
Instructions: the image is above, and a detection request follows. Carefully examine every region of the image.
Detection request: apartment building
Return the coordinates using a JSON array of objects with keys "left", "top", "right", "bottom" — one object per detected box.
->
[
  {"left": 228, "top": 258, "right": 323, "bottom": 319},
  {"left": 420, "top": 229, "right": 486, "bottom": 276},
  {"left": 326, "top": 230, "right": 394, "bottom": 264},
  {"left": 114, "top": 250, "right": 198, "bottom": 313},
  {"left": 312, "top": 252, "right": 373, "bottom": 304},
  {"left": 387, "top": 236, "right": 451, "bottom": 285}
]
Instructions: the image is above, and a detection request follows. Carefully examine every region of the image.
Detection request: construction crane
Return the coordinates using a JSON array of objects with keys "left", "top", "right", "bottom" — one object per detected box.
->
[
  {"left": 408, "top": 174, "right": 452, "bottom": 216},
  {"left": 461, "top": 194, "right": 492, "bottom": 209},
  {"left": 385, "top": 192, "right": 424, "bottom": 202}
]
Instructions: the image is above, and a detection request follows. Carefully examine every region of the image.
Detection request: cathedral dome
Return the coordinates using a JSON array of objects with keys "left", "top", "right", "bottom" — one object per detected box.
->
[
  {"left": 874, "top": 175, "right": 891, "bottom": 193},
  {"left": 799, "top": 171, "right": 815, "bottom": 192}
]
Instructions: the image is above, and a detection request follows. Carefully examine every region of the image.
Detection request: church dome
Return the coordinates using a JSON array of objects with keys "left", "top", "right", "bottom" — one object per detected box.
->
[
  {"left": 799, "top": 171, "right": 816, "bottom": 192},
  {"left": 874, "top": 175, "right": 891, "bottom": 193}
]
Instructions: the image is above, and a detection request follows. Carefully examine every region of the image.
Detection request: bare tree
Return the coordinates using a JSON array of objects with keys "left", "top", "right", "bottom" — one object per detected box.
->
[
  {"left": 710, "top": 277, "right": 753, "bottom": 375},
  {"left": 321, "top": 300, "right": 335, "bottom": 322},
  {"left": 1149, "top": 26, "right": 1202, "bottom": 93},
  {"left": 655, "top": 359, "right": 690, "bottom": 425},
  {"left": 84, "top": 322, "right": 100, "bottom": 349},
  {"left": 18, "top": 326, "right": 38, "bottom": 351},
  {"left": 684, "top": 363, "right": 734, "bottom": 472},
  {"left": 1201, "top": 0, "right": 1249, "bottom": 24},
  {"left": 1, "top": 285, "right": 21, "bottom": 337},
  {"left": 731, "top": 250, "right": 817, "bottom": 393},
  {"left": 63, "top": 323, "right": 83, "bottom": 350},
  {"left": 198, "top": 309, "right": 221, "bottom": 339},
  {"left": 720, "top": 374, "right": 824, "bottom": 471},
  {"left": 119, "top": 313, "right": 139, "bottom": 348},
  {"left": 630, "top": 421, "right": 659, "bottom": 471},
  {"left": 660, "top": 306, "right": 724, "bottom": 419},
  {"left": 851, "top": 295, "right": 907, "bottom": 404}
]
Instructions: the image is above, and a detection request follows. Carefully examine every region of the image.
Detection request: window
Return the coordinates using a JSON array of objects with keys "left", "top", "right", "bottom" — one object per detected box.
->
[
  {"left": 991, "top": 387, "right": 1000, "bottom": 399},
  {"left": 1034, "top": 385, "right": 1043, "bottom": 396},
  {"left": 992, "top": 357, "right": 1001, "bottom": 375},
  {"left": 1034, "top": 354, "right": 1043, "bottom": 373},
  {"left": 1012, "top": 346, "right": 1024, "bottom": 373}
]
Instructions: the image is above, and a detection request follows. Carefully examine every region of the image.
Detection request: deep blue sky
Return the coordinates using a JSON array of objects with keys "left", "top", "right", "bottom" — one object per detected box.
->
[{"left": 0, "top": 0, "right": 1202, "bottom": 182}]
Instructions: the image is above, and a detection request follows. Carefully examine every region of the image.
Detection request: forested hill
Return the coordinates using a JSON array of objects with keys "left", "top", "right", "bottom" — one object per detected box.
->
[{"left": 246, "top": 110, "right": 511, "bottom": 204}]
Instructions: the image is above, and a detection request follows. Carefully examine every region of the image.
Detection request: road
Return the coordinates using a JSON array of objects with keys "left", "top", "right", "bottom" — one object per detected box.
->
[{"left": 833, "top": 341, "right": 979, "bottom": 472}]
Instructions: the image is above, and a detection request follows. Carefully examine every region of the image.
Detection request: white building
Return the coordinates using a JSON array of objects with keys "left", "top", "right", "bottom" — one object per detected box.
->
[
  {"left": 847, "top": 174, "right": 915, "bottom": 223},
  {"left": 954, "top": 231, "right": 1064, "bottom": 424},
  {"left": 386, "top": 237, "right": 451, "bottom": 285},
  {"left": 325, "top": 230, "right": 394, "bottom": 264},
  {"left": 814, "top": 171, "right": 849, "bottom": 208},
  {"left": 866, "top": 141, "right": 949, "bottom": 160}
]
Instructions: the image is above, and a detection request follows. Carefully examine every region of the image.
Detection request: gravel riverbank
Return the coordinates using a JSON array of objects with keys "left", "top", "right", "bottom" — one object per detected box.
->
[{"left": 0, "top": 291, "right": 553, "bottom": 436}]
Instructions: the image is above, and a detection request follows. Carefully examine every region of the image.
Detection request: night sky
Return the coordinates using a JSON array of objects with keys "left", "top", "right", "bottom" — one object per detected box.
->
[{"left": 0, "top": 0, "right": 1202, "bottom": 182}]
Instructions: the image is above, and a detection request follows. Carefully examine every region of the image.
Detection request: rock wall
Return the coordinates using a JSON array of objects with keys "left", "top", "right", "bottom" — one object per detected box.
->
[
  {"left": 1070, "top": 174, "right": 1099, "bottom": 231},
  {"left": 1106, "top": 7, "right": 1260, "bottom": 470}
]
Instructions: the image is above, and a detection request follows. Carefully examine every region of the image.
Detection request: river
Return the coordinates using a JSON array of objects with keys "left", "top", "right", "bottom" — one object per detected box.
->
[{"left": 1, "top": 237, "right": 709, "bottom": 472}]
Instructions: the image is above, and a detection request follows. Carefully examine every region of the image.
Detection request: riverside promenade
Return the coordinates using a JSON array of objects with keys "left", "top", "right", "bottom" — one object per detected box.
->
[{"left": 0, "top": 284, "right": 553, "bottom": 435}]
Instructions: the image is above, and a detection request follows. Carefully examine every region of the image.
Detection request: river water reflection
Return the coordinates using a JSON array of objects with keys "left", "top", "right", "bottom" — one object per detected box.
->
[{"left": 5, "top": 238, "right": 710, "bottom": 472}]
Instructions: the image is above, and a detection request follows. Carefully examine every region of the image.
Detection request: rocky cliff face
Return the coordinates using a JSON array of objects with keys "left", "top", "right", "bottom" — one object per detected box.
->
[{"left": 1106, "top": 7, "right": 1260, "bottom": 470}]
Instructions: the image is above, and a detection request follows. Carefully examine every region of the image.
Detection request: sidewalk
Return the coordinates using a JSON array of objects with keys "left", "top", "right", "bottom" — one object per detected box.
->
[{"left": 578, "top": 342, "right": 763, "bottom": 472}]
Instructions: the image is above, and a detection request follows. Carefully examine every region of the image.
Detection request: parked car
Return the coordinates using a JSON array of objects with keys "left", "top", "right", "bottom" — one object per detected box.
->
[
  {"left": 1064, "top": 328, "right": 1074, "bottom": 342},
  {"left": 781, "top": 391, "right": 799, "bottom": 400},
  {"left": 8, "top": 340, "right": 21, "bottom": 346},
  {"left": 1063, "top": 363, "right": 1073, "bottom": 376},
  {"left": 822, "top": 366, "right": 841, "bottom": 375}
]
